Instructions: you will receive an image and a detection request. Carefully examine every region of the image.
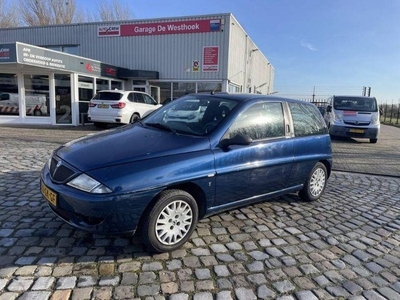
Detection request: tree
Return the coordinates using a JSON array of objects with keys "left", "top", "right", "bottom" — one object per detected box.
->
[
  {"left": 0, "top": 0, "right": 20, "bottom": 28},
  {"left": 19, "top": 0, "right": 83, "bottom": 26},
  {"left": 97, "top": 0, "right": 133, "bottom": 21}
]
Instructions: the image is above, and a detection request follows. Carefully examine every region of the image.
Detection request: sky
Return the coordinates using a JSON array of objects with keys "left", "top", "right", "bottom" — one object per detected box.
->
[{"left": 80, "top": 0, "right": 400, "bottom": 103}]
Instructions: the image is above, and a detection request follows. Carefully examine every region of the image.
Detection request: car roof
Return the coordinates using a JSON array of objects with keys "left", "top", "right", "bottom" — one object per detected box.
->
[
  {"left": 187, "top": 92, "right": 314, "bottom": 105},
  {"left": 97, "top": 90, "right": 148, "bottom": 94}
]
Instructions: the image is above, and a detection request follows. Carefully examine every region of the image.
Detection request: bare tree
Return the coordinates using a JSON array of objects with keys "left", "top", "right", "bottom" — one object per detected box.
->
[
  {"left": 97, "top": 0, "right": 133, "bottom": 21},
  {"left": 0, "top": 0, "right": 20, "bottom": 28},
  {"left": 19, "top": 0, "right": 83, "bottom": 26}
]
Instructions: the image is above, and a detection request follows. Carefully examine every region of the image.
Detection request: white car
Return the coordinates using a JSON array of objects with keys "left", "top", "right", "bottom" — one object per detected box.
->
[
  {"left": 88, "top": 90, "right": 161, "bottom": 128},
  {"left": 164, "top": 99, "right": 207, "bottom": 123}
]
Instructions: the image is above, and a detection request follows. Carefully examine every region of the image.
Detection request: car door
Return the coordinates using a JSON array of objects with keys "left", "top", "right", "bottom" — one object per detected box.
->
[{"left": 212, "top": 101, "right": 294, "bottom": 208}]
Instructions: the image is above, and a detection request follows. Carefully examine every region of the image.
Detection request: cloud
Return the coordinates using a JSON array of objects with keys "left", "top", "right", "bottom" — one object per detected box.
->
[{"left": 301, "top": 41, "right": 318, "bottom": 51}]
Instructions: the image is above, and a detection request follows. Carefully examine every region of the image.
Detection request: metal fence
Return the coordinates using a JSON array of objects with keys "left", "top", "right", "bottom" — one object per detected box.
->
[{"left": 380, "top": 101, "right": 400, "bottom": 124}]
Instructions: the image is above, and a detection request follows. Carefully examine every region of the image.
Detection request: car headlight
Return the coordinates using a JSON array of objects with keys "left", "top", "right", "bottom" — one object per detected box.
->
[
  {"left": 371, "top": 115, "right": 380, "bottom": 125},
  {"left": 334, "top": 113, "right": 343, "bottom": 122},
  {"left": 67, "top": 174, "right": 112, "bottom": 193}
]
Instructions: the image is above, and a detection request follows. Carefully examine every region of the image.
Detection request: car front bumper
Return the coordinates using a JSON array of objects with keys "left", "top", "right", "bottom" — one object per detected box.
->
[{"left": 40, "top": 165, "right": 156, "bottom": 235}]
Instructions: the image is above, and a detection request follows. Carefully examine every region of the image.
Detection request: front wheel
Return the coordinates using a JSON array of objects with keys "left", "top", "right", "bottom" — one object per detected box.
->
[
  {"left": 141, "top": 190, "right": 198, "bottom": 253},
  {"left": 299, "top": 162, "right": 327, "bottom": 202}
]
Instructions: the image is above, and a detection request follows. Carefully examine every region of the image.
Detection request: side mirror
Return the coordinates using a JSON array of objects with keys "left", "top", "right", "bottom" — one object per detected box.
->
[
  {"left": 219, "top": 133, "right": 252, "bottom": 149},
  {"left": 326, "top": 105, "right": 332, "bottom": 113}
]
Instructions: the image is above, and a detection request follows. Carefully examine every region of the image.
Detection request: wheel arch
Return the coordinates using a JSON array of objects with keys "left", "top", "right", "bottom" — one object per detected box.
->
[{"left": 137, "top": 182, "right": 207, "bottom": 231}]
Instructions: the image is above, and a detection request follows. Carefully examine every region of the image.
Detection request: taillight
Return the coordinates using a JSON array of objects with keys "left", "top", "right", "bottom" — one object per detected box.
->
[
  {"left": 88, "top": 102, "right": 96, "bottom": 107},
  {"left": 111, "top": 102, "right": 126, "bottom": 109}
]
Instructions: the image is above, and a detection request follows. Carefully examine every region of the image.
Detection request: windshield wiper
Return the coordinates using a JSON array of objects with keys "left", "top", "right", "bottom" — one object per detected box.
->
[{"left": 145, "top": 123, "right": 178, "bottom": 134}]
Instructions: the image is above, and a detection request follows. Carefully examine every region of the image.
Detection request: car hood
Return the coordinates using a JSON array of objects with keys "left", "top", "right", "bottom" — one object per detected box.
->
[{"left": 56, "top": 124, "right": 210, "bottom": 172}]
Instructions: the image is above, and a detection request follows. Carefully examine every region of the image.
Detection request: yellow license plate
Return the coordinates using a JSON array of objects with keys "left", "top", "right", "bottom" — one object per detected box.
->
[
  {"left": 98, "top": 104, "right": 109, "bottom": 108},
  {"left": 41, "top": 181, "right": 57, "bottom": 206},
  {"left": 349, "top": 129, "right": 364, "bottom": 133}
]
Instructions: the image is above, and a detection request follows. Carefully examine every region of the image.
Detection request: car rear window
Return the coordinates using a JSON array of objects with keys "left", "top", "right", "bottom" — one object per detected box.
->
[{"left": 93, "top": 92, "right": 123, "bottom": 101}]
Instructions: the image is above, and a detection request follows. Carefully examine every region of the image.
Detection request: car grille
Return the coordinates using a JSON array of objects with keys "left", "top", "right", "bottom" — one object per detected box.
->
[
  {"left": 49, "top": 156, "right": 76, "bottom": 183},
  {"left": 344, "top": 121, "right": 370, "bottom": 126}
]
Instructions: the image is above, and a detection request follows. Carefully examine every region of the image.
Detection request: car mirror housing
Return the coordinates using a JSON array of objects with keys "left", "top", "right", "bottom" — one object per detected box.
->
[
  {"left": 219, "top": 133, "right": 252, "bottom": 149},
  {"left": 326, "top": 105, "right": 332, "bottom": 113}
]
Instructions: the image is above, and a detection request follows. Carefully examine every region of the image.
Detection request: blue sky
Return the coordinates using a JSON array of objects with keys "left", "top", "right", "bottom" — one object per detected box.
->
[{"left": 81, "top": 0, "right": 400, "bottom": 103}]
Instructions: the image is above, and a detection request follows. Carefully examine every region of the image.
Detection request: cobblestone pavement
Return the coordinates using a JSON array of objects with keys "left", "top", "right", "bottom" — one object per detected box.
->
[{"left": 0, "top": 124, "right": 399, "bottom": 300}]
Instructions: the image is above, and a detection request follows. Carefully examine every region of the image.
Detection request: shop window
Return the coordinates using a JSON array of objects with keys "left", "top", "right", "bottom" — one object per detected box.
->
[
  {"left": 0, "top": 73, "right": 18, "bottom": 116},
  {"left": 96, "top": 79, "right": 109, "bottom": 92},
  {"left": 24, "top": 74, "right": 50, "bottom": 117},
  {"left": 111, "top": 80, "right": 123, "bottom": 90},
  {"left": 197, "top": 82, "right": 222, "bottom": 93},
  {"left": 173, "top": 82, "right": 195, "bottom": 98},
  {"left": 228, "top": 83, "right": 242, "bottom": 93}
]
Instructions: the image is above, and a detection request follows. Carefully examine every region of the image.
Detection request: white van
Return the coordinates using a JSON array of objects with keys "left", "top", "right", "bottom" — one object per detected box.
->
[
  {"left": 324, "top": 95, "right": 380, "bottom": 143},
  {"left": 0, "top": 93, "right": 48, "bottom": 116}
]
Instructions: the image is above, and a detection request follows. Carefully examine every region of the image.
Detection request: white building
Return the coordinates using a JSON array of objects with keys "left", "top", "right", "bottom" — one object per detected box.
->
[{"left": 0, "top": 13, "right": 274, "bottom": 126}]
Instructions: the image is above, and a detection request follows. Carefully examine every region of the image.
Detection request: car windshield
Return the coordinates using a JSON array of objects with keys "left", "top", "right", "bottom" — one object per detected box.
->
[
  {"left": 92, "top": 92, "right": 123, "bottom": 101},
  {"left": 333, "top": 97, "right": 377, "bottom": 112},
  {"left": 143, "top": 95, "right": 238, "bottom": 136}
]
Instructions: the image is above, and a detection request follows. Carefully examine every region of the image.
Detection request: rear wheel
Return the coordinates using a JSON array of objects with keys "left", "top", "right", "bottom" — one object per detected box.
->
[
  {"left": 130, "top": 113, "right": 140, "bottom": 123},
  {"left": 93, "top": 122, "right": 108, "bottom": 129},
  {"left": 299, "top": 162, "right": 327, "bottom": 202},
  {"left": 141, "top": 190, "right": 198, "bottom": 253},
  {"left": 370, "top": 138, "right": 377, "bottom": 143}
]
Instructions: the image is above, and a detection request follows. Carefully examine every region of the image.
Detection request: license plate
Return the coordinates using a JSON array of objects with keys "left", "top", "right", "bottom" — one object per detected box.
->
[
  {"left": 41, "top": 181, "right": 57, "bottom": 206},
  {"left": 98, "top": 104, "right": 109, "bottom": 109},
  {"left": 349, "top": 128, "right": 364, "bottom": 133}
]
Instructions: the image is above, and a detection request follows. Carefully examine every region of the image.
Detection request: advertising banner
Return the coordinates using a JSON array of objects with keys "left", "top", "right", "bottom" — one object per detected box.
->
[
  {"left": 16, "top": 43, "right": 102, "bottom": 76},
  {"left": 119, "top": 19, "right": 221, "bottom": 37},
  {"left": 0, "top": 43, "right": 17, "bottom": 63},
  {"left": 203, "top": 46, "right": 219, "bottom": 72}
]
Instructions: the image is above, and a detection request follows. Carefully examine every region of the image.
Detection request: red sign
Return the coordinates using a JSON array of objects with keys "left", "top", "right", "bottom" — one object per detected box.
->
[
  {"left": 98, "top": 26, "right": 120, "bottom": 37},
  {"left": 203, "top": 46, "right": 219, "bottom": 72},
  {"left": 120, "top": 19, "right": 220, "bottom": 36},
  {"left": 343, "top": 111, "right": 357, "bottom": 116}
]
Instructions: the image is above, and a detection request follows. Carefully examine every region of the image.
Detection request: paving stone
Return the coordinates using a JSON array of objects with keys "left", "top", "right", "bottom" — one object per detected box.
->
[
  {"left": 272, "top": 279, "right": 296, "bottom": 293},
  {"left": 295, "top": 290, "right": 319, "bottom": 300},
  {"left": 31, "top": 276, "right": 55, "bottom": 290},
  {"left": 235, "top": 287, "right": 257, "bottom": 300},
  {"left": 7, "top": 276, "right": 34, "bottom": 292}
]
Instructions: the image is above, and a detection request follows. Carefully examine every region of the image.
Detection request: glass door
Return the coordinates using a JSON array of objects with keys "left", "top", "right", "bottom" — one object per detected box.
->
[
  {"left": 55, "top": 74, "right": 72, "bottom": 124},
  {"left": 150, "top": 86, "right": 160, "bottom": 103}
]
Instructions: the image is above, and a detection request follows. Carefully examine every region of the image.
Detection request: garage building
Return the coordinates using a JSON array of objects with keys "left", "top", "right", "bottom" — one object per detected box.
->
[{"left": 0, "top": 13, "right": 274, "bottom": 126}]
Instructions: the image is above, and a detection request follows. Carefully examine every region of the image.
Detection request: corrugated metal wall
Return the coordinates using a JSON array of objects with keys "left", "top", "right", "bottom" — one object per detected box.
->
[
  {"left": 0, "top": 13, "right": 273, "bottom": 91},
  {"left": 227, "top": 15, "right": 273, "bottom": 94}
]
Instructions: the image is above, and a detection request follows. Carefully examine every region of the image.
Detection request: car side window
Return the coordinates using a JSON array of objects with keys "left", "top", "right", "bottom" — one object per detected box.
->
[
  {"left": 127, "top": 93, "right": 134, "bottom": 102},
  {"left": 289, "top": 103, "right": 328, "bottom": 137},
  {"left": 225, "top": 102, "right": 285, "bottom": 141},
  {"left": 134, "top": 93, "right": 145, "bottom": 103},
  {"left": 143, "top": 94, "right": 156, "bottom": 105}
]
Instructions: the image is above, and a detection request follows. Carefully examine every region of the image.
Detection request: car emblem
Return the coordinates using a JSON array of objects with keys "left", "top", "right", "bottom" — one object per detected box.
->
[
  {"left": 355, "top": 121, "right": 359, "bottom": 125},
  {"left": 53, "top": 160, "right": 62, "bottom": 177}
]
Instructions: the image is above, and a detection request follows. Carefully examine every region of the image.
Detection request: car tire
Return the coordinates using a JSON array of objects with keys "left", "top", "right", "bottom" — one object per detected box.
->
[
  {"left": 299, "top": 162, "right": 327, "bottom": 202},
  {"left": 130, "top": 113, "right": 140, "bottom": 123},
  {"left": 93, "top": 122, "right": 108, "bottom": 129},
  {"left": 141, "top": 189, "right": 198, "bottom": 253},
  {"left": 370, "top": 138, "right": 377, "bottom": 143}
]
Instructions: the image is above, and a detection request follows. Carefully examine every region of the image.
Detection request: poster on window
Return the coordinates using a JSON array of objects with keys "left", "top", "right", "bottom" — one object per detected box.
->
[{"left": 203, "top": 46, "right": 219, "bottom": 72}]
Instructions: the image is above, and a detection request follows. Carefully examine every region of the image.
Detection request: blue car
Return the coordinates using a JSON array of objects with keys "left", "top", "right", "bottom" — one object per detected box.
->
[{"left": 41, "top": 93, "right": 332, "bottom": 253}]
